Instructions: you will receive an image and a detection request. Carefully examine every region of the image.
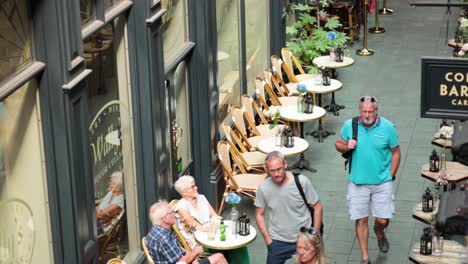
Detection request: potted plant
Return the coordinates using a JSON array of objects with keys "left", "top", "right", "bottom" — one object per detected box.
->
[{"left": 286, "top": 2, "right": 349, "bottom": 73}]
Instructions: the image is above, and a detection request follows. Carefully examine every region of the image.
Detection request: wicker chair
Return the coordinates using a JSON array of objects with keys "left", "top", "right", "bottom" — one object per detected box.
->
[
  {"left": 230, "top": 105, "right": 271, "bottom": 151},
  {"left": 98, "top": 210, "right": 126, "bottom": 260},
  {"left": 281, "top": 48, "right": 318, "bottom": 82},
  {"left": 217, "top": 141, "right": 267, "bottom": 214},
  {"left": 106, "top": 258, "right": 127, "bottom": 264},
  {"left": 255, "top": 77, "right": 298, "bottom": 108},
  {"left": 141, "top": 237, "right": 155, "bottom": 264}
]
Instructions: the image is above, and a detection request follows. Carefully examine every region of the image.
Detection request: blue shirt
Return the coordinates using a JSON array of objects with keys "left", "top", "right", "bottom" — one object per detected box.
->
[
  {"left": 146, "top": 225, "right": 184, "bottom": 264},
  {"left": 340, "top": 116, "right": 399, "bottom": 184}
]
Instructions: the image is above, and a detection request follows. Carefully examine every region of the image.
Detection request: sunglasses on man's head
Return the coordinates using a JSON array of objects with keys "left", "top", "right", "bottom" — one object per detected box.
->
[
  {"left": 299, "top": 226, "right": 319, "bottom": 235},
  {"left": 360, "top": 96, "right": 377, "bottom": 103}
]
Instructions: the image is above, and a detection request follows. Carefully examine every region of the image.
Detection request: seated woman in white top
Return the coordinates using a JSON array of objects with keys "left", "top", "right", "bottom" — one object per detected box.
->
[
  {"left": 173, "top": 175, "right": 220, "bottom": 248},
  {"left": 96, "top": 171, "right": 125, "bottom": 234}
]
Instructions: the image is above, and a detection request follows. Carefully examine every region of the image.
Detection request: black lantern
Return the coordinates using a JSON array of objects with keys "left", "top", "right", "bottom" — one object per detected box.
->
[
  {"left": 322, "top": 68, "right": 331, "bottom": 86},
  {"left": 238, "top": 213, "right": 250, "bottom": 236},
  {"left": 283, "top": 126, "right": 295, "bottom": 148},
  {"left": 335, "top": 47, "right": 344, "bottom": 62},
  {"left": 303, "top": 93, "right": 315, "bottom": 114},
  {"left": 420, "top": 227, "right": 432, "bottom": 255},
  {"left": 429, "top": 150, "right": 440, "bottom": 172},
  {"left": 422, "top": 187, "right": 434, "bottom": 213}
]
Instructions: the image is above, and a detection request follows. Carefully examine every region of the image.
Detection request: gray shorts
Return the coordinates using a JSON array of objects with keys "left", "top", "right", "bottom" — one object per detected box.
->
[{"left": 346, "top": 181, "right": 395, "bottom": 220}]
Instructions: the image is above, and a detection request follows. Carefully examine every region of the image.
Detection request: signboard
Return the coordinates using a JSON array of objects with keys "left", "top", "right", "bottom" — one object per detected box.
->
[{"left": 421, "top": 57, "right": 468, "bottom": 120}]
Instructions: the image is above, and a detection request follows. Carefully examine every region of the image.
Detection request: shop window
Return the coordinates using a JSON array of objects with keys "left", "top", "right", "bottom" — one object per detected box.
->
[
  {"left": 0, "top": 81, "right": 53, "bottom": 263},
  {"left": 0, "top": 0, "right": 32, "bottom": 82},
  {"left": 105, "top": 0, "right": 123, "bottom": 10},
  {"left": 173, "top": 61, "right": 192, "bottom": 173},
  {"left": 84, "top": 17, "right": 136, "bottom": 263},
  {"left": 245, "top": 0, "right": 269, "bottom": 95},
  {"left": 162, "top": 0, "right": 188, "bottom": 65},
  {"left": 80, "top": 0, "right": 96, "bottom": 25},
  {"left": 216, "top": 0, "right": 240, "bottom": 126}
]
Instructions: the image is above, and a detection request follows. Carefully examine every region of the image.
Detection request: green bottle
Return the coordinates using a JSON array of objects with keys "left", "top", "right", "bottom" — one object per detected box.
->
[{"left": 220, "top": 220, "right": 226, "bottom": 241}]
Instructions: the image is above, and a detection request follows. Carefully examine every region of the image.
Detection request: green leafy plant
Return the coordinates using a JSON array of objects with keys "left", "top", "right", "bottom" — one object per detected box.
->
[{"left": 286, "top": 3, "right": 349, "bottom": 73}]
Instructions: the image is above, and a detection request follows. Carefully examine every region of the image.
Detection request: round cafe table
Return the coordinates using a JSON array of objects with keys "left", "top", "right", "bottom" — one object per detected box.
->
[
  {"left": 278, "top": 105, "right": 326, "bottom": 172},
  {"left": 257, "top": 137, "right": 309, "bottom": 157},
  {"left": 195, "top": 220, "right": 256, "bottom": 264},
  {"left": 312, "top": 55, "right": 354, "bottom": 114},
  {"left": 300, "top": 79, "right": 343, "bottom": 142}
]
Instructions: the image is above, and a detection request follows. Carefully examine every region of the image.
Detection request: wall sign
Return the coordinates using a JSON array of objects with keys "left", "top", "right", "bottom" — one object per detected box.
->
[{"left": 421, "top": 57, "right": 468, "bottom": 120}]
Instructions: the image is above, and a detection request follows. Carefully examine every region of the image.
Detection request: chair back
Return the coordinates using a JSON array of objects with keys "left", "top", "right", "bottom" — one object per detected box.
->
[
  {"left": 241, "top": 95, "right": 268, "bottom": 125},
  {"left": 169, "top": 199, "right": 194, "bottom": 253},
  {"left": 262, "top": 80, "right": 283, "bottom": 106},
  {"left": 98, "top": 209, "right": 126, "bottom": 259},
  {"left": 281, "top": 47, "right": 306, "bottom": 75},
  {"left": 106, "top": 258, "right": 126, "bottom": 264},
  {"left": 230, "top": 106, "right": 261, "bottom": 150},
  {"left": 222, "top": 123, "right": 249, "bottom": 153},
  {"left": 254, "top": 78, "right": 270, "bottom": 110},
  {"left": 217, "top": 141, "right": 242, "bottom": 191},
  {"left": 141, "top": 237, "right": 155, "bottom": 264},
  {"left": 264, "top": 70, "right": 288, "bottom": 97}
]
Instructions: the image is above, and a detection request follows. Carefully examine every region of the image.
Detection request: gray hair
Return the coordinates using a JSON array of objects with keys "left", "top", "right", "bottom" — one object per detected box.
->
[
  {"left": 110, "top": 171, "right": 123, "bottom": 191},
  {"left": 174, "top": 175, "right": 195, "bottom": 195},
  {"left": 265, "top": 151, "right": 285, "bottom": 163},
  {"left": 359, "top": 96, "right": 378, "bottom": 110},
  {"left": 149, "top": 200, "right": 170, "bottom": 225}
]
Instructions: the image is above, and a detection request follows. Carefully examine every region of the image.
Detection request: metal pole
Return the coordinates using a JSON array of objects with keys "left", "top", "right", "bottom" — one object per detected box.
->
[
  {"left": 379, "top": 0, "right": 394, "bottom": 15},
  {"left": 370, "top": 0, "right": 386, "bottom": 33},
  {"left": 357, "top": 0, "right": 375, "bottom": 56}
]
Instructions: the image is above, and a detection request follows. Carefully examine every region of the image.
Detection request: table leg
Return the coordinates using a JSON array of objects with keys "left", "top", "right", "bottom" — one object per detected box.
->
[
  {"left": 324, "top": 92, "right": 345, "bottom": 116},
  {"left": 290, "top": 122, "right": 316, "bottom": 173},
  {"left": 305, "top": 94, "right": 335, "bottom": 142}
]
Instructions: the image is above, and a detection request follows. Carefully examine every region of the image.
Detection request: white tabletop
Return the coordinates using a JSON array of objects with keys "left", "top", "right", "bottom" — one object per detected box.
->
[
  {"left": 279, "top": 105, "right": 326, "bottom": 122},
  {"left": 257, "top": 137, "right": 309, "bottom": 157},
  {"left": 312, "top": 55, "right": 355, "bottom": 69},
  {"left": 194, "top": 220, "right": 257, "bottom": 250},
  {"left": 300, "top": 79, "right": 343, "bottom": 94}
]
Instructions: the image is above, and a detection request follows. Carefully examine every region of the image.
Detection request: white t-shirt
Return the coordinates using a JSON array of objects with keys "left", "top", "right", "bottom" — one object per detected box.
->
[{"left": 174, "top": 194, "right": 211, "bottom": 225}]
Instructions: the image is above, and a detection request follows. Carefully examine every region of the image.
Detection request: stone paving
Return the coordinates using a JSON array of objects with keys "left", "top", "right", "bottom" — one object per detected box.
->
[{"left": 222, "top": 0, "right": 460, "bottom": 263}]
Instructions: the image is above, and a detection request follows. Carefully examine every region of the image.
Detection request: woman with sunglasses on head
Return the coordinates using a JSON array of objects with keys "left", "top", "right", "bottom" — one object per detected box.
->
[{"left": 296, "top": 227, "right": 326, "bottom": 264}]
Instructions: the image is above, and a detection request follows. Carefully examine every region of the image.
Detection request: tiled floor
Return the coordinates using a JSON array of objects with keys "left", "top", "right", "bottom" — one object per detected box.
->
[{"left": 223, "top": 0, "right": 460, "bottom": 263}]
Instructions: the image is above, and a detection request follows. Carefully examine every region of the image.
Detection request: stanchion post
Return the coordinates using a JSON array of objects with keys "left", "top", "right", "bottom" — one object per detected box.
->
[
  {"left": 356, "top": 0, "right": 375, "bottom": 56},
  {"left": 369, "top": 0, "right": 386, "bottom": 33},
  {"left": 379, "top": 0, "right": 394, "bottom": 15}
]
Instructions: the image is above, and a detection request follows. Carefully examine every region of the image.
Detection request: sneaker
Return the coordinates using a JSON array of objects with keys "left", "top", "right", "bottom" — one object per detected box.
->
[
  {"left": 374, "top": 226, "right": 390, "bottom": 253},
  {"left": 360, "top": 260, "right": 371, "bottom": 264}
]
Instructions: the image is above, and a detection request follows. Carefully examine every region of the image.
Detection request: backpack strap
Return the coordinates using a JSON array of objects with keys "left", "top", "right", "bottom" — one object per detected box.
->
[
  {"left": 294, "top": 174, "right": 324, "bottom": 234},
  {"left": 346, "top": 116, "right": 359, "bottom": 173}
]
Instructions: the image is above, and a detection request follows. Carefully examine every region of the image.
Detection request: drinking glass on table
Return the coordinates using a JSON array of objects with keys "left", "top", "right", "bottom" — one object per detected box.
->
[
  {"left": 205, "top": 220, "right": 217, "bottom": 241},
  {"left": 433, "top": 235, "right": 444, "bottom": 256}
]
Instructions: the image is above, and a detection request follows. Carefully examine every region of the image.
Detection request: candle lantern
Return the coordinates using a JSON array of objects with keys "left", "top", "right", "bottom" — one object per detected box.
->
[
  {"left": 283, "top": 126, "right": 295, "bottom": 148},
  {"left": 422, "top": 187, "right": 434, "bottom": 213},
  {"left": 335, "top": 47, "right": 344, "bottom": 62},
  {"left": 420, "top": 227, "right": 432, "bottom": 255},
  {"left": 238, "top": 213, "right": 250, "bottom": 236},
  {"left": 303, "top": 93, "right": 315, "bottom": 114},
  {"left": 429, "top": 150, "right": 439, "bottom": 172},
  {"left": 322, "top": 68, "right": 331, "bottom": 86}
]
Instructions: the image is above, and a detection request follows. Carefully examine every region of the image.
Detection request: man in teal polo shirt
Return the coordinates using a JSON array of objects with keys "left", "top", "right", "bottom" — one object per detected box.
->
[{"left": 335, "top": 96, "right": 401, "bottom": 264}]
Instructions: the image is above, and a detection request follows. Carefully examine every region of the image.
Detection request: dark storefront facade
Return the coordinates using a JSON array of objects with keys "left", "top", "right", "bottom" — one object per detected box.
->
[{"left": 0, "top": 0, "right": 294, "bottom": 263}]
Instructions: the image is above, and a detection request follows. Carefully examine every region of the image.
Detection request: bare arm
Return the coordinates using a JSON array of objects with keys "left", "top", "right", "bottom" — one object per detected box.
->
[
  {"left": 390, "top": 146, "right": 401, "bottom": 180},
  {"left": 177, "top": 208, "right": 204, "bottom": 231},
  {"left": 96, "top": 204, "right": 122, "bottom": 223},
  {"left": 335, "top": 137, "right": 356, "bottom": 154},
  {"left": 255, "top": 207, "right": 272, "bottom": 245},
  {"left": 179, "top": 245, "right": 204, "bottom": 263},
  {"left": 311, "top": 200, "right": 323, "bottom": 232}
]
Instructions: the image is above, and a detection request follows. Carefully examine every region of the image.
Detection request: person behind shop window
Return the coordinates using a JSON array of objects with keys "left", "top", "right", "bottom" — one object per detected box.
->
[{"left": 96, "top": 171, "right": 125, "bottom": 234}]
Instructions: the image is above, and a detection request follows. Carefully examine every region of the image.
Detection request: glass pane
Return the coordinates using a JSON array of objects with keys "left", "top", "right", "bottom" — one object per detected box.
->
[
  {"left": 0, "top": 0, "right": 32, "bottom": 81},
  {"left": 174, "top": 62, "right": 192, "bottom": 173},
  {"left": 162, "top": 0, "right": 188, "bottom": 65},
  {"left": 283, "top": 0, "right": 296, "bottom": 45},
  {"left": 245, "top": 0, "right": 269, "bottom": 96},
  {"left": 80, "top": 0, "right": 96, "bottom": 25},
  {"left": 84, "top": 20, "right": 131, "bottom": 263},
  {"left": 105, "top": 0, "right": 123, "bottom": 10},
  {"left": 217, "top": 0, "right": 240, "bottom": 126},
  {"left": 0, "top": 81, "right": 53, "bottom": 263}
]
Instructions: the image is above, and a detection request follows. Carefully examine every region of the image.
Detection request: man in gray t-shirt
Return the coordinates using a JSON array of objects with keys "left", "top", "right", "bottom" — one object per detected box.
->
[{"left": 254, "top": 151, "right": 323, "bottom": 264}]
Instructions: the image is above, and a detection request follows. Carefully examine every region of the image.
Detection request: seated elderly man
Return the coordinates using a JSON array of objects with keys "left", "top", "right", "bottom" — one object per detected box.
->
[
  {"left": 96, "top": 171, "right": 125, "bottom": 234},
  {"left": 146, "top": 201, "right": 227, "bottom": 264}
]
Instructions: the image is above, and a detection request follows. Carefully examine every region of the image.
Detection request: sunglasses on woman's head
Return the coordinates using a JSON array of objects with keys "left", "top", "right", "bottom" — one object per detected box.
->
[
  {"left": 299, "top": 226, "right": 319, "bottom": 235},
  {"left": 360, "top": 96, "right": 377, "bottom": 103}
]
